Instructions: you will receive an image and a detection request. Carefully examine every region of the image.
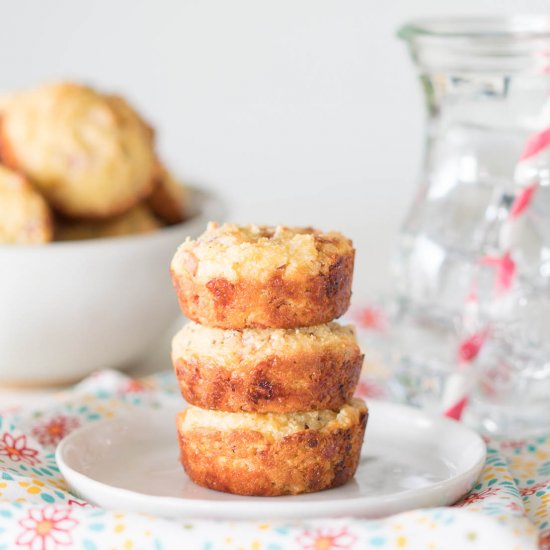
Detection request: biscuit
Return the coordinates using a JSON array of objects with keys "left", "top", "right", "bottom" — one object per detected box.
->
[
  {"left": 55, "top": 204, "right": 160, "bottom": 241},
  {"left": 170, "top": 223, "right": 355, "bottom": 328},
  {"left": 0, "top": 93, "right": 15, "bottom": 115},
  {"left": 105, "top": 93, "right": 155, "bottom": 143},
  {"left": 177, "top": 399, "right": 367, "bottom": 496},
  {"left": 172, "top": 321, "right": 363, "bottom": 413},
  {"left": 147, "top": 161, "right": 189, "bottom": 225},
  {"left": 0, "top": 164, "right": 52, "bottom": 244},
  {"left": 0, "top": 82, "right": 156, "bottom": 219}
]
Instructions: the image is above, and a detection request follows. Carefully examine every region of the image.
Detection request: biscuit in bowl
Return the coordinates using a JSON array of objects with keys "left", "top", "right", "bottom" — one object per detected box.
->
[
  {"left": 177, "top": 398, "right": 368, "bottom": 496},
  {"left": 0, "top": 82, "right": 156, "bottom": 219},
  {"left": 55, "top": 204, "right": 160, "bottom": 241},
  {"left": 170, "top": 222, "right": 355, "bottom": 329},
  {"left": 172, "top": 321, "right": 363, "bottom": 413},
  {"left": 147, "top": 162, "right": 189, "bottom": 225},
  {"left": 105, "top": 93, "right": 155, "bottom": 142},
  {"left": 0, "top": 164, "right": 52, "bottom": 244}
]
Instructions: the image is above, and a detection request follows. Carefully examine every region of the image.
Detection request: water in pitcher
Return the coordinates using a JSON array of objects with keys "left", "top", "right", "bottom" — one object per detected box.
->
[
  {"left": 394, "top": 17, "right": 550, "bottom": 436},
  {"left": 392, "top": 183, "right": 550, "bottom": 434}
]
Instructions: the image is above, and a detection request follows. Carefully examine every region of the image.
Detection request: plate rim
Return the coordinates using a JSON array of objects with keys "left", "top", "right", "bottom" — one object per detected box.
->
[{"left": 56, "top": 399, "right": 486, "bottom": 519}]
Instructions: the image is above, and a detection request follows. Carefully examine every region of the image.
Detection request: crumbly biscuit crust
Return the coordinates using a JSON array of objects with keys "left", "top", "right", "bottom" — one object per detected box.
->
[
  {"left": 173, "top": 321, "right": 363, "bottom": 412},
  {"left": 177, "top": 399, "right": 368, "bottom": 496},
  {"left": 171, "top": 223, "right": 354, "bottom": 328}
]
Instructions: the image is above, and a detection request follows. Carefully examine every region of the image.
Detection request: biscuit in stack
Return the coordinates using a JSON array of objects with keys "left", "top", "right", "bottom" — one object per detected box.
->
[{"left": 170, "top": 222, "right": 368, "bottom": 496}]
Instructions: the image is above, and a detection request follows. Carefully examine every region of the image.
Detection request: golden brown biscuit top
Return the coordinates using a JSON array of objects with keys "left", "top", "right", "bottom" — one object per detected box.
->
[
  {"left": 180, "top": 399, "right": 367, "bottom": 438},
  {"left": 0, "top": 165, "right": 51, "bottom": 244},
  {"left": 4, "top": 83, "right": 124, "bottom": 159},
  {"left": 105, "top": 94, "right": 155, "bottom": 142},
  {"left": 172, "top": 222, "right": 354, "bottom": 283},
  {"left": 172, "top": 321, "right": 357, "bottom": 368}
]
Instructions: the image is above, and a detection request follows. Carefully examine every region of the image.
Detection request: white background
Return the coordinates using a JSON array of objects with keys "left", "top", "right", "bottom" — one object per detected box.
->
[{"left": 1, "top": 0, "right": 548, "bottom": 298}]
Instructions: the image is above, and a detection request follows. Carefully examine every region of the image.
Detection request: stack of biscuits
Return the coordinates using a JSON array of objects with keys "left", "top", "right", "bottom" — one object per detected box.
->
[{"left": 170, "top": 222, "right": 368, "bottom": 496}]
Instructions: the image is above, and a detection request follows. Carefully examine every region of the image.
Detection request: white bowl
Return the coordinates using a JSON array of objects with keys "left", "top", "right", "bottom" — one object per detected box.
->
[{"left": 0, "top": 188, "right": 223, "bottom": 387}]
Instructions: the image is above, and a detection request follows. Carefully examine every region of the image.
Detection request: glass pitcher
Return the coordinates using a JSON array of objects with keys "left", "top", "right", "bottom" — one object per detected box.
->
[{"left": 392, "top": 16, "right": 550, "bottom": 436}]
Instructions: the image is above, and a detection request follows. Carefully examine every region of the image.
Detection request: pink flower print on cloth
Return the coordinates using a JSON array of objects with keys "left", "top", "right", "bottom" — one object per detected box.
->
[
  {"left": 0, "top": 433, "right": 39, "bottom": 465},
  {"left": 16, "top": 506, "right": 78, "bottom": 550},
  {"left": 296, "top": 527, "right": 357, "bottom": 549},
  {"left": 31, "top": 416, "right": 80, "bottom": 448}
]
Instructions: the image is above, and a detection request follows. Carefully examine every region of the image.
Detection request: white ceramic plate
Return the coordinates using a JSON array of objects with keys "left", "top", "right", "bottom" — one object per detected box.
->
[{"left": 56, "top": 400, "right": 486, "bottom": 520}]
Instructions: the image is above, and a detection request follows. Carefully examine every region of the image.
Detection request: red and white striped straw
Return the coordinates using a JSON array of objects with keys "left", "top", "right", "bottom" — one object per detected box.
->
[{"left": 441, "top": 86, "right": 547, "bottom": 422}]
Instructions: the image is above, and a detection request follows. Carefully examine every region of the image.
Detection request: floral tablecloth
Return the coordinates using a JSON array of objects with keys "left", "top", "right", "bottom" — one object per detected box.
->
[{"left": 0, "top": 368, "right": 548, "bottom": 550}]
